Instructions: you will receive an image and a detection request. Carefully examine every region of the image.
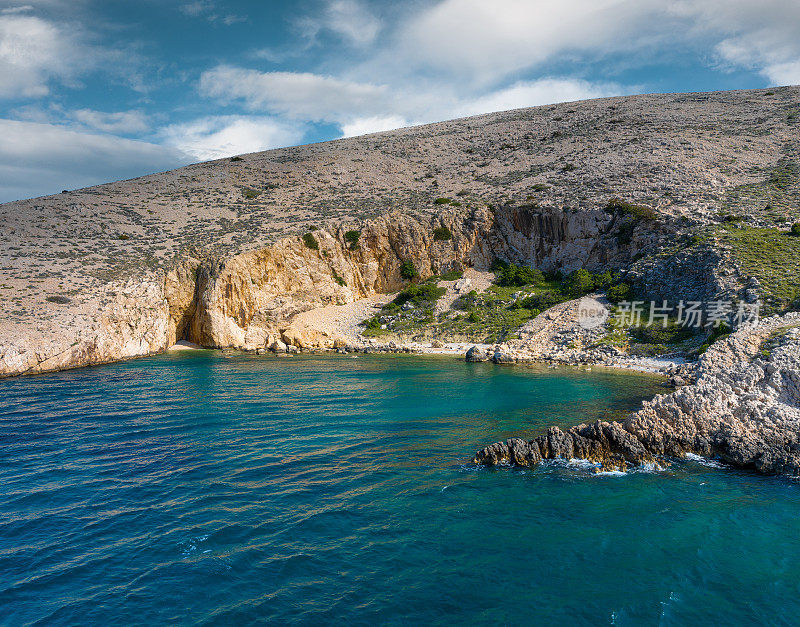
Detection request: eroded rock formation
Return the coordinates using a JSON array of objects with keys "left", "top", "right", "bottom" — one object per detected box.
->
[{"left": 474, "top": 313, "right": 800, "bottom": 476}]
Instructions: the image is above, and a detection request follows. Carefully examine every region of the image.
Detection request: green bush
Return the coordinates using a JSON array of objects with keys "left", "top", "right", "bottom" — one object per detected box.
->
[
  {"left": 562, "top": 269, "right": 595, "bottom": 297},
  {"left": 513, "top": 291, "right": 561, "bottom": 311},
  {"left": 345, "top": 230, "right": 361, "bottom": 250},
  {"left": 495, "top": 262, "right": 545, "bottom": 287},
  {"left": 605, "top": 282, "right": 631, "bottom": 303},
  {"left": 434, "top": 197, "right": 451, "bottom": 205},
  {"left": 230, "top": 156, "right": 243, "bottom": 162},
  {"left": 302, "top": 233, "right": 319, "bottom": 250},
  {"left": 242, "top": 188, "right": 260, "bottom": 199},
  {"left": 439, "top": 268, "right": 463, "bottom": 281},
  {"left": 400, "top": 260, "right": 419, "bottom": 280},
  {"left": 391, "top": 283, "right": 446, "bottom": 307},
  {"left": 433, "top": 226, "right": 453, "bottom": 241},
  {"left": 630, "top": 322, "right": 696, "bottom": 345},
  {"left": 790, "top": 223, "right": 800, "bottom": 237},
  {"left": 605, "top": 197, "right": 658, "bottom": 221}
]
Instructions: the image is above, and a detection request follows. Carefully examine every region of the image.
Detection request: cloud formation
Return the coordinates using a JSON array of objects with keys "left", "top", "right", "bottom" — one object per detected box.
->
[
  {"left": 0, "top": 119, "right": 189, "bottom": 201},
  {"left": 0, "top": 13, "right": 84, "bottom": 97},
  {"left": 160, "top": 115, "right": 306, "bottom": 161}
]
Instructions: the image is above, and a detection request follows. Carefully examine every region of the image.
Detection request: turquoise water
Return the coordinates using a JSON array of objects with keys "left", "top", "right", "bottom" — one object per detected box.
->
[{"left": 1, "top": 352, "right": 800, "bottom": 626}]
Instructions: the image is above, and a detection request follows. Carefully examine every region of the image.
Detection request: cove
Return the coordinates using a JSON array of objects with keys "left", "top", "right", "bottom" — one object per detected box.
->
[{"left": 1, "top": 352, "right": 799, "bottom": 625}]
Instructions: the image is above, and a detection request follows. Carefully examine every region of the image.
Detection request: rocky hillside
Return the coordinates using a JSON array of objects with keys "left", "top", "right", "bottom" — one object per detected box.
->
[{"left": 2, "top": 86, "right": 800, "bottom": 376}]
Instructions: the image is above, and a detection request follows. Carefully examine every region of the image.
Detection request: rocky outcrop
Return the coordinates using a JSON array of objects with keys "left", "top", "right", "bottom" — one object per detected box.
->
[
  {"left": 1, "top": 186, "right": 676, "bottom": 378},
  {"left": 474, "top": 313, "right": 800, "bottom": 476},
  {"left": 465, "top": 345, "right": 489, "bottom": 362},
  {"left": 0, "top": 206, "right": 496, "bottom": 376}
]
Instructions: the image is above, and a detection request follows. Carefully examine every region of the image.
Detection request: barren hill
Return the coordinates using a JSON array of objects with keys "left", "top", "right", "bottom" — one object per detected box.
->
[{"left": 2, "top": 86, "right": 799, "bottom": 376}]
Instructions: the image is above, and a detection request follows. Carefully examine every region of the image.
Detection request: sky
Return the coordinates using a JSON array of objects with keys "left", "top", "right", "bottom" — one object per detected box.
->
[{"left": 1, "top": 0, "right": 799, "bottom": 202}]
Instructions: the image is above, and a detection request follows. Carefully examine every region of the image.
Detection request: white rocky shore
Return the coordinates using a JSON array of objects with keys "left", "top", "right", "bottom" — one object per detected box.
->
[{"left": 474, "top": 312, "right": 800, "bottom": 477}]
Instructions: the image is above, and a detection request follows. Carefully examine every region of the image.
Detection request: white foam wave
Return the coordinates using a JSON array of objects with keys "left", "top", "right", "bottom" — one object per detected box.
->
[{"left": 684, "top": 453, "right": 725, "bottom": 468}]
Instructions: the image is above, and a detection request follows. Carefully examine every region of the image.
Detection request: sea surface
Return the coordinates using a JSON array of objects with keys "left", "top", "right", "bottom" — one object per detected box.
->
[{"left": 1, "top": 352, "right": 799, "bottom": 626}]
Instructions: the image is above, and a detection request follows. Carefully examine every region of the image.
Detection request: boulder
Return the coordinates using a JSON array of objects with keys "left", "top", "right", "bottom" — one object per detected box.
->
[{"left": 465, "top": 345, "right": 488, "bottom": 362}]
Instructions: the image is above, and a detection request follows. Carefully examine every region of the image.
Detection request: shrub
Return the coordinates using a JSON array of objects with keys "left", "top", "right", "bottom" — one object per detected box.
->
[
  {"left": 242, "top": 188, "right": 260, "bottom": 199},
  {"left": 495, "top": 262, "right": 545, "bottom": 287},
  {"left": 562, "top": 163, "right": 576, "bottom": 172},
  {"left": 514, "top": 291, "right": 561, "bottom": 311},
  {"left": 468, "top": 311, "right": 480, "bottom": 323},
  {"left": 606, "top": 197, "right": 658, "bottom": 221},
  {"left": 332, "top": 269, "right": 346, "bottom": 287},
  {"left": 434, "top": 197, "right": 451, "bottom": 205},
  {"left": 562, "top": 269, "right": 595, "bottom": 297},
  {"left": 116, "top": 234, "right": 130, "bottom": 240},
  {"left": 391, "top": 283, "right": 446, "bottom": 306},
  {"left": 630, "top": 322, "right": 696, "bottom": 345},
  {"left": 439, "top": 268, "right": 463, "bottom": 281},
  {"left": 605, "top": 282, "right": 631, "bottom": 303},
  {"left": 302, "top": 232, "right": 319, "bottom": 250},
  {"left": 400, "top": 260, "right": 419, "bottom": 281},
  {"left": 790, "top": 223, "right": 800, "bottom": 237},
  {"left": 345, "top": 230, "right": 361, "bottom": 250},
  {"left": 230, "top": 156, "right": 243, "bottom": 162},
  {"left": 433, "top": 226, "right": 453, "bottom": 241},
  {"left": 530, "top": 183, "right": 550, "bottom": 191},
  {"left": 46, "top": 295, "right": 71, "bottom": 304}
]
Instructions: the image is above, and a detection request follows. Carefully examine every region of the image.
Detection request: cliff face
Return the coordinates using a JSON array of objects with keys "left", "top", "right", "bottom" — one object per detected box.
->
[
  {"left": 0, "top": 207, "right": 491, "bottom": 374},
  {"left": 0, "top": 198, "right": 658, "bottom": 376}
]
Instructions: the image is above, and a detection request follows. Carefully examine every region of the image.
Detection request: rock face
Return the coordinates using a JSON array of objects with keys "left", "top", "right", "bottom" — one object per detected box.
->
[{"left": 474, "top": 313, "right": 800, "bottom": 476}]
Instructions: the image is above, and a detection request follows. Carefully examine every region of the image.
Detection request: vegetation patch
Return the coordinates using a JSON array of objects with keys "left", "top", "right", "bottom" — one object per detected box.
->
[
  {"left": 400, "top": 260, "right": 419, "bottom": 281},
  {"left": 605, "top": 197, "right": 658, "bottom": 221},
  {"left": 719, "top": 224, "right": 800, "bottom": 310},
  {"left": 433, "top": 226, "right": 453, "bottom": 241},
  {"left": 242, "top": 188, "right": 261, "bottom": 199},
  {"left": 345, "top": 230, "right": 361, "bottom": 250},
  {"left": 722, "top": 154, "right": 800, "bottom": 224},
  {"left": 302, "top": 232, "right": 319, "bottom": 250}
]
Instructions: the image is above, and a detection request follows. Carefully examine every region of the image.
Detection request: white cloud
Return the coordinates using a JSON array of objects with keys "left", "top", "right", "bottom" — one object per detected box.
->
[
  {"left": 199, "top": 63, "right": 629, "bottom": 138},
  {"left": 391, "top": 0, "right": 664, "bottom": 85},
  {"left": 160, "top": 115, "right": 305, "bottom": 161},
  {"left": 71, "top": 109, "right": 149, "bottom": 134},
  {"left": 296, "top": 0, "right": 381, "bottom": 47},
  {"left": 0, "top": 14, "right": 84, "bottom": 97},
  {"left": 700, "top": 0, "right": 800, "bottom": 85},
  {"left": 0, "top": 119, "right": 189, "bottom": 202},
  {"left": 199, "top": 65, "right": 391, "bottom": 122},
  {"left": 1, "top": 5, "right": 34, "bottom": 14},
  {"left": 453, "top": 78, "right": 626, "bottom": 117},
  {"left": 179, "top": 1, "right": 245, "bottom": 26},
  {"left": 340, "top": 115, "right": 409, "bottom": 137}
]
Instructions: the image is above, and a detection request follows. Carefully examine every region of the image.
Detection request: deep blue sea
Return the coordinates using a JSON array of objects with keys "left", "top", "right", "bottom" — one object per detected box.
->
[{"left": 2, "top": 351, "right": 800, "bottom": 626}]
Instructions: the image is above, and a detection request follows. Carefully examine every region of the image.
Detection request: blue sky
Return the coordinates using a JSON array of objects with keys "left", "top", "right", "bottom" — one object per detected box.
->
[{"left": 1, "top": 0, "right": 799, "bottom": 202}]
